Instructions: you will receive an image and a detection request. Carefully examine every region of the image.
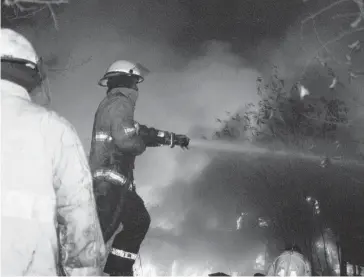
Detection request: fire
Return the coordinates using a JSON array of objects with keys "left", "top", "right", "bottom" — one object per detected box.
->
[
  {"left": 305, "top": 196, "right": 321, "bottom": 215},
  {"left": 134, "top": 259, "right": 213, "bottom": 276},
  {"left": 254, "top": 253, "right": 266, "bottom": 271},
  {"left": 298, "top": 84, "right": 310, "bottom": 99},
  {"left": 236, "top": 212, "right": 247, "bottom": 230},
  {"left": 133, "top": 261, "right": 157, "bottom": 277}
]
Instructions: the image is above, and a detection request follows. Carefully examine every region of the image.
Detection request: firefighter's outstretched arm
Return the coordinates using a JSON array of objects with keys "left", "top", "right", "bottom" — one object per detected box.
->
[
  {"left": 52, "top": 115, "right": 106, "bottom": 276},
  {"left": 136, "top": 123, "right": 190, "bottom": 149},
  {"left": 110, "top": 97, "right": 146, "bottom": 156}
]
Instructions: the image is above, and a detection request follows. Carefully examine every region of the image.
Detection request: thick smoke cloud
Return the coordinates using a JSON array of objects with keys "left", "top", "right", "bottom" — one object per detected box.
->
[{"left": 7, "top": 0, "right": 262, "bottom": 274}]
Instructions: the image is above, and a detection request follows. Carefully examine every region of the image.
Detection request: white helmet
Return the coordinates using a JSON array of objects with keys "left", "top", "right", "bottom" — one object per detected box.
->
[
  {"left": 1, "top": 28, "right": 39, "bottom": 64},
  {"left": 1, "top": 28, "right": 45, "bottom": 91},
  {"left": 98, "top": 60, "right": 150, "bottom": 87}
]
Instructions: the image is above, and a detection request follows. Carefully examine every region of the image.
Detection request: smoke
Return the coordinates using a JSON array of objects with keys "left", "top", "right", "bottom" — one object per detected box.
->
[
  {"left": 134, "top": 41, "right": 260, "bottom": 205},
  {"left": 246, "top": 17, "right": 364, "bottom": 157},
  {"left": 5, "top": 1, "right": 263, "bottom": 274},
  {"left": 136, "top": 7, "right": 364, "bottom": 274},
  {"left": 6, "top": 0, "right": 364, "bottom": 274}
]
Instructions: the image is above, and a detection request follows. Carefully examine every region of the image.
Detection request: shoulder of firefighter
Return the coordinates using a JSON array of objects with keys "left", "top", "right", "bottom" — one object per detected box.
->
[
  {"left": 105, "top": 91, "right": 147, "bottom": 156},
  {"left": 1, "top": 86, "right": 105, "bottom": 275},
  {"left": 94, "top": 90, "right": 187, "bottom": 150}
]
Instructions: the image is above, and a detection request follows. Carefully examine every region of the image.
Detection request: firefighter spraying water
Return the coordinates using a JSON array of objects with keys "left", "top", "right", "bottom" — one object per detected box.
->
[{"left": 89, "top": 60, "right": 190, "bottom": 276}]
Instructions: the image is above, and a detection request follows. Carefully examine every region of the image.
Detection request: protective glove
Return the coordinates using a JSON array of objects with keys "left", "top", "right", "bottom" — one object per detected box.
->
[{"left": 135, "top": 122, "right": 190, "bottom": 149}]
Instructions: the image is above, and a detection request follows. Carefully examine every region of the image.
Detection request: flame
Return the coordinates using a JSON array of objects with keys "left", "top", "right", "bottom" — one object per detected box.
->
[
  {"left": 134, "top": 261, "right": 158, "bottom": 277},
  {"left": 258, "top": 217, "right": 269, "bottom": 228},
  {"left": 134, "top": 259, "right": 212, "bottom": 276},
  {"left": 236, "top": 215, "right": 243, "bottom": 230},
  {"left": 305, "top": 196, "right": 321, "bottom": 215},
  {"left": 298, "top": 84, "right": 310, "bottom": 99},
  {"left": 254, "top": 253, "right": 266, "bottom": 271},
  {"left": 236, "top": 212, "right": 247, "bottom": 230}
]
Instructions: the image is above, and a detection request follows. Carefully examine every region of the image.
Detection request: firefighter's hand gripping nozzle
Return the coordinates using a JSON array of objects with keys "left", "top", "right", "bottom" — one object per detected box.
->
[{"left": 135, "top": 122, "right": 190, "bottom": 150}]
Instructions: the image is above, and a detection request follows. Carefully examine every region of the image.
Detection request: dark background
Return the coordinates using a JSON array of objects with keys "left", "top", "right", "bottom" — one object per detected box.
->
[{"left": 2, "top": 0, "right": 364, "bottom": 274}]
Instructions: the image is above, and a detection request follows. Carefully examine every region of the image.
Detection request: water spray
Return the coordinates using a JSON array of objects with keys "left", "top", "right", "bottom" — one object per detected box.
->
[{"left": 188, "top": 139, "right": 364, "bottom": 168}]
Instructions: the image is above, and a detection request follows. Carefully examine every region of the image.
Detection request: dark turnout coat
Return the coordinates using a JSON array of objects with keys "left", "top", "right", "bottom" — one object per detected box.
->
[
  {"left": 89, "top": 87, "right": 150, "bottom": 271},
  {"left": 89, "top": 87, "right": 146, "bottom": 182}
]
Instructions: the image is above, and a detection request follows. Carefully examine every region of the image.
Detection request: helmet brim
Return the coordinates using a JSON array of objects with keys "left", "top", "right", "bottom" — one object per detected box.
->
[{"left": 98, "top": 71, "right": 144, "bottom": 87}]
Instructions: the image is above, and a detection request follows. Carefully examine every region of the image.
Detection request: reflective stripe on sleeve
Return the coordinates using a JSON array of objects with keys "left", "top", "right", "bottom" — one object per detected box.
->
[
  {"left": 110, "top": 248, "right": 137, "bottom": 260},
  {"left": 95, "top": 127, "right": 137, "bottom": 141},
  {"left": 95, "top": 132, "right": 112, "bottom": 142},
  {"left": 124, "top": 127, "right": 137, "bottom": 137}
]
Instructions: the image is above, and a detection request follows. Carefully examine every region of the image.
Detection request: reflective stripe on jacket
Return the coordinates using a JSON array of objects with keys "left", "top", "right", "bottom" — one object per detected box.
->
[
  {"left": 89, "top": 88, "right": 146, "bottom": 180},
  {"left": 1, "top": 80, "right": 105, "bottom": 276},
  {"left": 89, "top": 88, "right": 146, "bottom": 270}
]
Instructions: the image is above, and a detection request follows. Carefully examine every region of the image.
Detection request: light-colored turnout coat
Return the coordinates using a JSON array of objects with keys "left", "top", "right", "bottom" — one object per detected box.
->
[{"left": 1, "top": 80, "right": 105, "bottom": 276}]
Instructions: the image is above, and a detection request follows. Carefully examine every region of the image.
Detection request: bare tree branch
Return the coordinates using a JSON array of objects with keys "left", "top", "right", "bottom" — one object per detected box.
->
[
  {"left": 4, "top": 0, "right": 67, "bottom": 4},
  {"left": 302, "top": 0, "right": 351, "bottom": 25},
  {"left": 3, "top": 0, "right": 68, "bottom": 29},
  {"left": 312, "top": 20, "right": 343, "bottom": 66},
  {"left": 332, "top": 12, "right": 361, "bottom": 19},
  {"left": 46, "top": 2, "right": 58, "bottom": 30},
  {"left": 301, "top": 27, "right": 364, "bottom": 78},
  {"left": 351, "top": 0, "right": 364, "bottom": 28},
  {"left": 5, "top": 4, "right": 46, "bottom": 19},
  {"left": 48, "top": 56, "right": 92, "bottom": 74},
  {"left": 14, "top": 2, "right": 38, "bottom": 11},
  {"left": 300, "top": 0, "right": 364, "bottom": 82}
]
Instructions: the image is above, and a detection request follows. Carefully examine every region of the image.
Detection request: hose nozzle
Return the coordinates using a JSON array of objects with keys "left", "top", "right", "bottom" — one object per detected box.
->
[{"left": 173, "top": 133, "right": 190, "bottom": 149}]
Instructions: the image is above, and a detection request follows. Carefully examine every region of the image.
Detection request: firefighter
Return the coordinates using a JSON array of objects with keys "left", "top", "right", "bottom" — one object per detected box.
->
[
  {"left": 266, "top": 244, "right": 312, "bottom": 276},
  {"left": 89, "top": 59, "right": 190, "bottom": 276},
  {"left": 1, "top": 28, "right": 105, "bottom": 275}
]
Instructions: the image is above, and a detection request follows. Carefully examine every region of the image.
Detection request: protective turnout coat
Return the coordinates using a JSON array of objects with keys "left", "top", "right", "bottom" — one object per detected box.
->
[
  {"left": 89, "top": 87, "right": 146, "bottom": 181},
  {"left": 267, "top": 250, "right": 312, "bottom": 276},
  {"left": 1, "top": 80, "right": 105, "bottom": 276},
  {"left": 89, "top": 87, "right": 147, "bottom": 269}
]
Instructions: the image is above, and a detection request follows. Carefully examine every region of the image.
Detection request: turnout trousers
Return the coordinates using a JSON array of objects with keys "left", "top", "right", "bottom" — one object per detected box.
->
[{"left": 93, "top": 178, "right": 151, "bottom": 276}]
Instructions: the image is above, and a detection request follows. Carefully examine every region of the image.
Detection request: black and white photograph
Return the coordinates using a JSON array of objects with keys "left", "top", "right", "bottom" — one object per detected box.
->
[{"left": 1, "top": 0, "right": 364, "bottom": 275}]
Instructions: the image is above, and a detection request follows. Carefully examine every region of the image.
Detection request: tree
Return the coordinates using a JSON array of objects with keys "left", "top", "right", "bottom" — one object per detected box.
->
[
  {"left": 300, "top": 0, "right": 364, "bottom": 84},
  {"left": 1, "top": 0, "right": 68, "bottom": 29},
  {"left": 214, "top": 0, "right": 364, "bottom": 161},
  {"left": 214, "top": 67, "right": 355, "bottom": 158},
  {"left": 212, "top": 1, "right": 364, "bottom": 273}
]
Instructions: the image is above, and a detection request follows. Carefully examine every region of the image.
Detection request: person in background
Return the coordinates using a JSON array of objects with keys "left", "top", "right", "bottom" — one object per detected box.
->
[
  {"left": 266, "top": 244, "right": 312, "bottom": 276},
  {"left": 1, "top": 28, "right": 105, "bottom": 276},
  {"left": 89, "top": 59, "right": 190, "bottom": 276}
]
